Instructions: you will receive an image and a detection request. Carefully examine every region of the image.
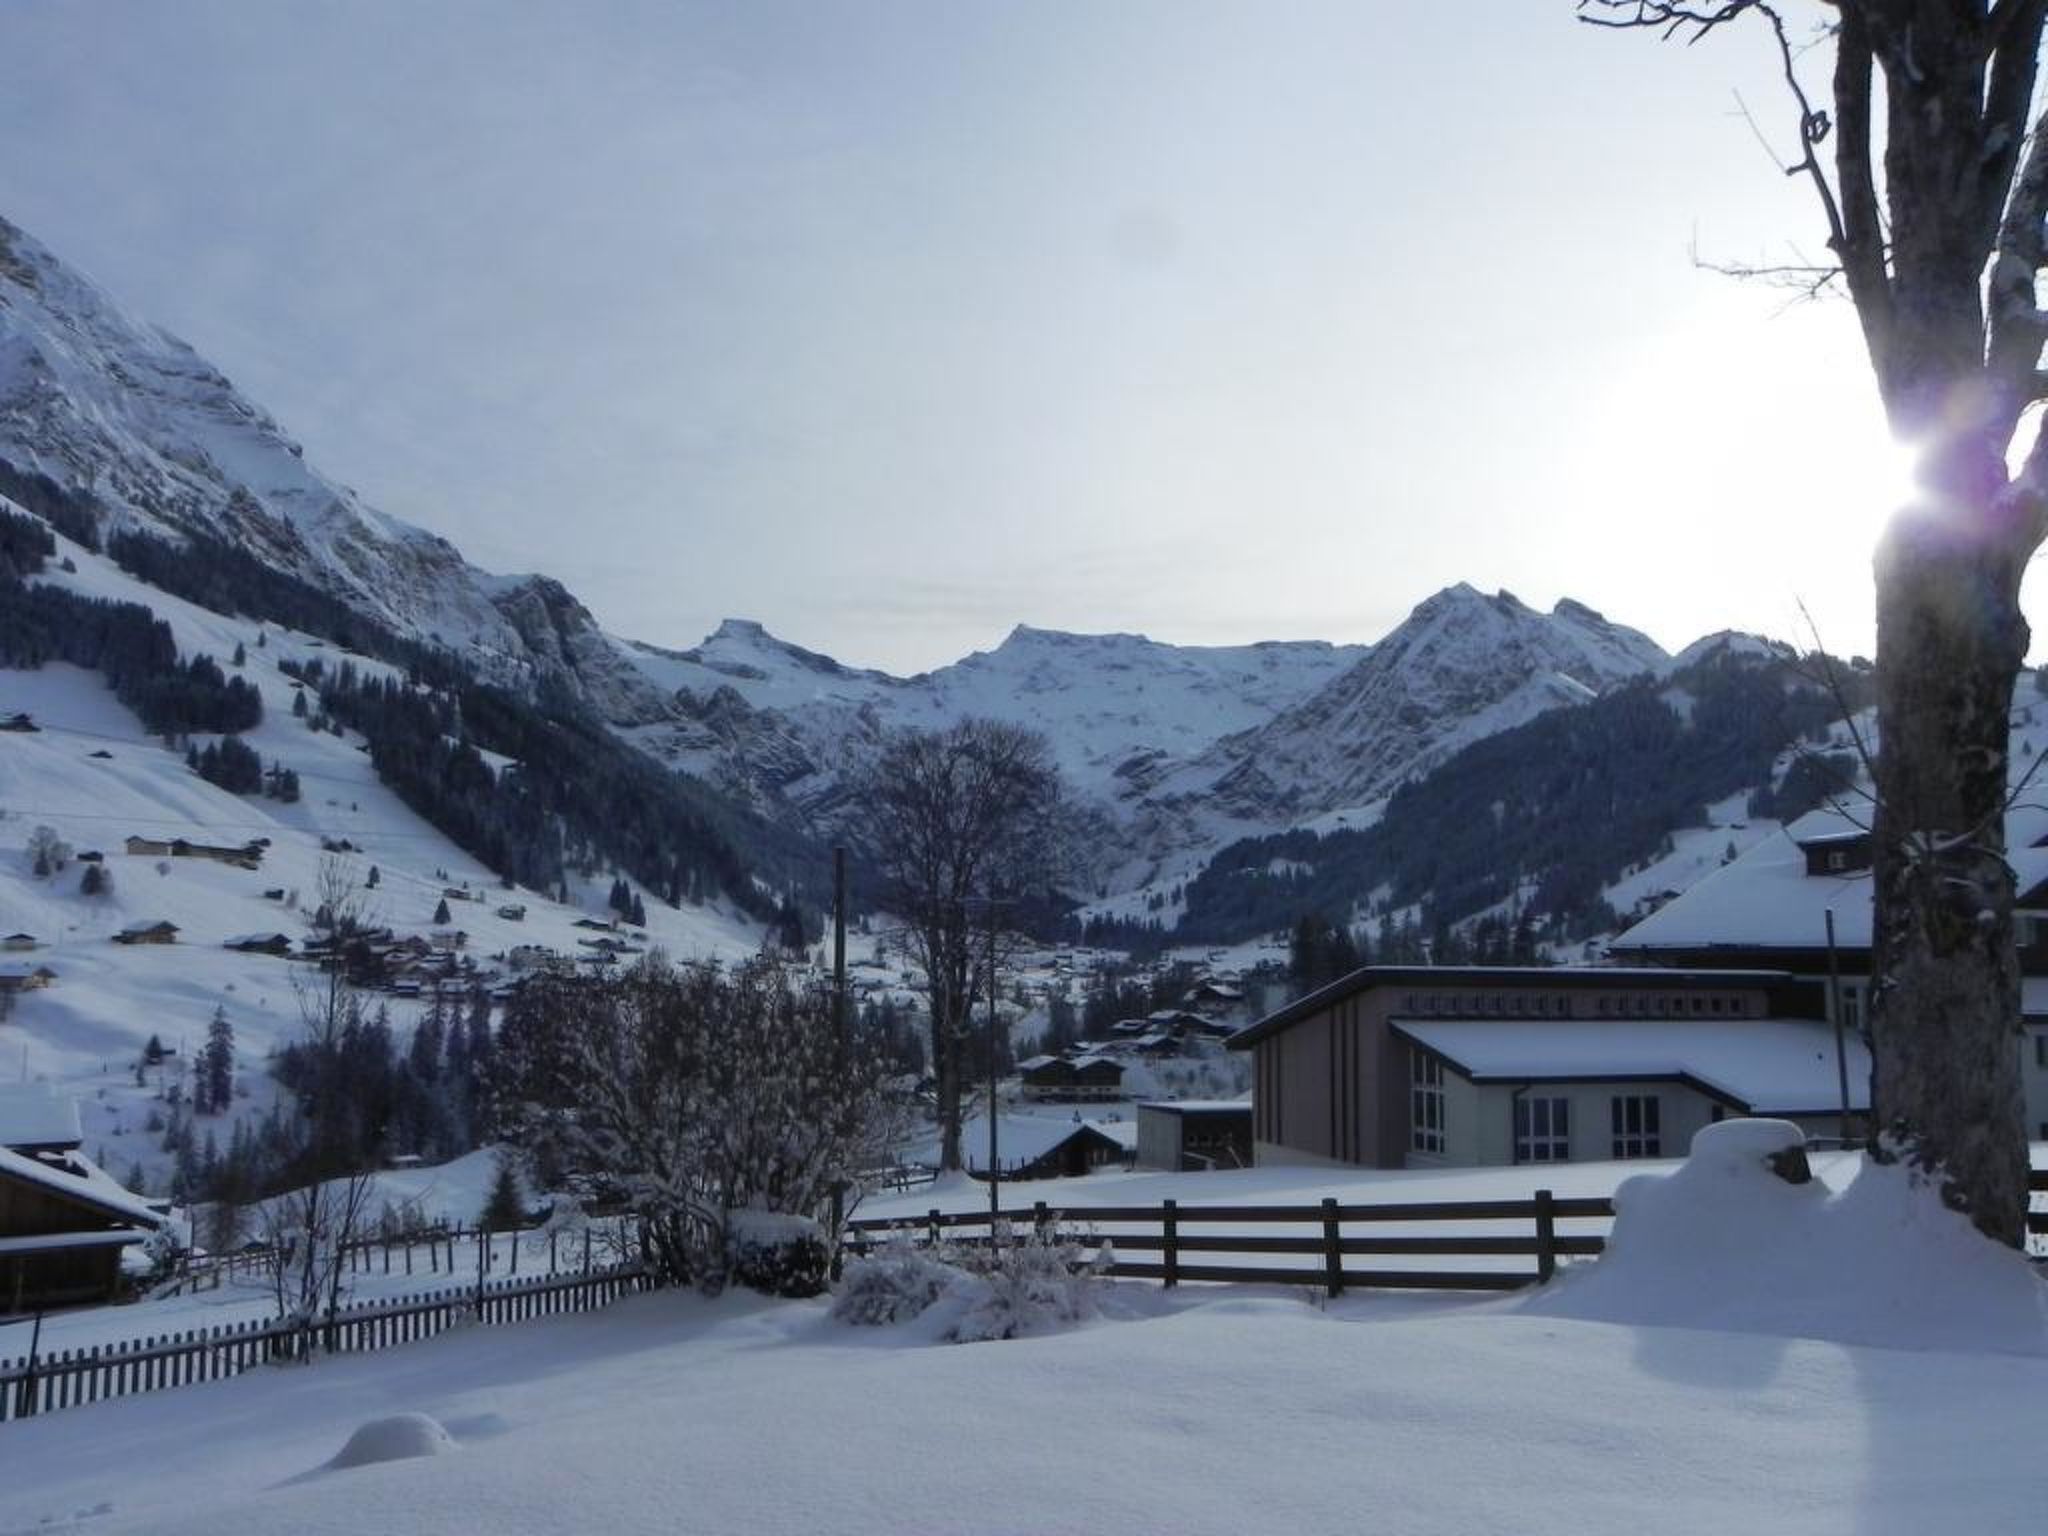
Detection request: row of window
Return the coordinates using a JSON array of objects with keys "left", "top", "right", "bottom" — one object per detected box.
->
[
  {"left": 1408, "top": 1049, "right": 1664, "bottom": 1161},
  {"left": 1400, "top": 991, "right": 1749, "bottom": 1019},
  {"left": 1508, "top": 1094, "right": 1662, "bottom": 1161}
]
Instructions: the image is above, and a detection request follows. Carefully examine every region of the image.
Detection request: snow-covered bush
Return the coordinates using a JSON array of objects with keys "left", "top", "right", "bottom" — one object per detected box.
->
[
  {"left": 944, "top": 1222, "right": 1113, "bottom": 1343},
  {"left": 832, "top": 1223, "right": 1114, "bottom": 1341},
  {"left": 727, "top": 1210, "right": 830, "bottom": 1297},
  {"left": 831, "top": 1235, "right": 963, "bottom": 1325}
]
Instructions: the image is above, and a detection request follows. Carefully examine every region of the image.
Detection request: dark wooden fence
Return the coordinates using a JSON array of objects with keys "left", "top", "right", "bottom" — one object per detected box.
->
[
  {"left": 850, "top": 1189, "right": 1617, "bottom": 1293},
  {"left": 0, "top": 1262, "right": 647, "bottom": 1424},
  {"left": 853, "top": 1165, "right": 2048, "bottom": 1291}
]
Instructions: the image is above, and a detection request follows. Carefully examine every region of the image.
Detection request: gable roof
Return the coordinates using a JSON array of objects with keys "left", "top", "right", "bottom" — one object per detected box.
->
[
  {"left": 1229, "top": 964, "right": 1798, "bottom": 1050},
  {"left": 0, "top": 1084, "right": 82, "bottom": 1149},
  {"left": 0, "top": 1144, "right": 166, "bottom": 1229}
]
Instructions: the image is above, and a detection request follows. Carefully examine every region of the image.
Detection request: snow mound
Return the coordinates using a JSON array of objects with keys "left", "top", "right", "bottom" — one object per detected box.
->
[
  {"left": 1524, "top": 1118, "right": 2048, "bottom": 1354},
  {"left": 327, "top": 1413, "right": 458, "bottom": 1471}
]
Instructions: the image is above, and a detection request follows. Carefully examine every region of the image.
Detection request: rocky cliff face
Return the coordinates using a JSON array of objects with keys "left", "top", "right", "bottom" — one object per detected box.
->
[{"left": 0, "top": 213, "right": 651, "bottom": 711}]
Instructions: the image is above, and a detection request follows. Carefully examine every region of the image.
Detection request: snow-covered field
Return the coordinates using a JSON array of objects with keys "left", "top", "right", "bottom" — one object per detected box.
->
[{"left": 6, "top": 1128, "right": 2045, "bottom": 1536}]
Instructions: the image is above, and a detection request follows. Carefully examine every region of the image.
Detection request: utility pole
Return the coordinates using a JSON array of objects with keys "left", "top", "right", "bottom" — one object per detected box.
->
[
  {"left": 1825, "top": 908, "right": 1852, "bottom": 1145},
  {"left": 829, "top": 848, "right": 848, "bottom": 1265},
  {"left": 987, "top": 895, "right": 1000, "bottom": 1228}
]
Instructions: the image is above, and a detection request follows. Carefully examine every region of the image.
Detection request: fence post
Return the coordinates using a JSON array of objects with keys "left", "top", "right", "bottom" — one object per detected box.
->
[
  {"left": 1321, "top": 1197, "right": 1343, "bottom": 1298},
  {"left": 1032, "top": 1200, "right": 1048, "bottom": 1240},
  {"left": 927, "top": 1208, "right": 941, "bottom": 1247},
  {"left": 1534, "top": 1188, "right": 1557, "bottom": 1285},
  {"left": 1163, "top": 1198, "right": 1178, "bottom": 1289}
]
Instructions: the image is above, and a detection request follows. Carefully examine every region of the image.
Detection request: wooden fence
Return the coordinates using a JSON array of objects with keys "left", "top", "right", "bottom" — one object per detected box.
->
[
  {"left": 853, "top": 1166, "right": 2048, "bottom": 1292},
  {"left": 166, "top": 1216, "right": 639, "bottom": 1294},
  {"left": 0, "top": 1262, "right": 648, "bottom": 1424},
  {"left": 850, "top": 1190, "right": 1617, "bottom": 1293}
]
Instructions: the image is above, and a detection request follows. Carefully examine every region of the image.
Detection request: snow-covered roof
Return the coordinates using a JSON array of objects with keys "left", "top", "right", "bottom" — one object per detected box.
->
[
  {"left": 1391, "top": 1017, "right": 1870, "bottom": 1114},
  {"left": 904, "top": 1113, "right": 1119, "bottom": 1173},
  {"left": 1616, "top": 803, "right": 2048, "bottom": 956},
  {"left": 1137, "top": 1100, "right": 1252, "bottom": 1116},
  {"left": 0, "top": 1143, "right": 166, "bottom": 1228},
  {"left": 0, "top": 1083, "right": 82, "bottom": 1148},
  {"left": 0, "top": 1228, "right": 145, "bottom": 1256}
]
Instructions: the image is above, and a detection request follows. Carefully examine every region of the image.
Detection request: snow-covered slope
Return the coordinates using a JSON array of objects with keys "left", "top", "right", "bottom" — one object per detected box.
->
[{"left": 0, "top": 513, "right": 763, "bottom": 1185}]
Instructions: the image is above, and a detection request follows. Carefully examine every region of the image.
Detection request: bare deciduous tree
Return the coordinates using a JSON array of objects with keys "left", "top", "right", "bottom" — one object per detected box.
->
[
  {"left": 852, "top": 720, "right": 1062, "bottom": 1172},
  {"left": 263, "top": 856, "right": 381, "bottom": 1351},
  {"left": 1584, "top": 0, "right": 2048, "bottom": 1242},
  {"left": 493, "top": 955, "right": 906, "bottom": 1287}
]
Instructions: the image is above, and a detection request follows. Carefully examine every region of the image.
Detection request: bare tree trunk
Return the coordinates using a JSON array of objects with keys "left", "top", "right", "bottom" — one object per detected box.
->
[
  {"left": 935, "top": 1007, "right": 964, "bottom": 1172},
  {"left": 1869, "top": 514, "right": 2031, "bottom": 1247}
]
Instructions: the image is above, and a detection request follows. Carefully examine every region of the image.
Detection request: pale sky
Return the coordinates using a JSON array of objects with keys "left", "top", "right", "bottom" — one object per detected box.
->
[{"left": 0, "top": 1, "right": 2002, "bottom": 673}]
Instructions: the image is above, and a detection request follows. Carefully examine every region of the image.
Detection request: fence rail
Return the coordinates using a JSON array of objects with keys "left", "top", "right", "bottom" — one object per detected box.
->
[{"left": 1, "top": 1262, "right": 648, "bottom": 1424}]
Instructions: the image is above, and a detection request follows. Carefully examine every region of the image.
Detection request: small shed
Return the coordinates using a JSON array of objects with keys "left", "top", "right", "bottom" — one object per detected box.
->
[
  {"left": 1136, "top": 1102, "right": 1254, "bottom": 1172},
  {"left": 1, "top": 932, "right": 38, "bottom": 952}
]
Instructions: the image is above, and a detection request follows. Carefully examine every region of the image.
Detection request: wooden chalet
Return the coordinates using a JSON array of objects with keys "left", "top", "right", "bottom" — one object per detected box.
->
[
  {"left": 222, "top": 932, "right": 293, "bottom": 956},
  {"left": 113, "top": 920, "right": 179, "bottom": 946},
  {"left": 2, "top": 933, "right": 38, "bottom": 952},
  {"left": 1019, "top": 1053, "right": 1125, "bottom": 1102},
  {"left": 0, "top": 1088, "right": 165, "bottom": 1314},
  {"left": 0, "top": 965, "right": 57, "bottom": 995},
  {"left": 946, "top": 1113, "right": 1127, "bottom": 1180}
]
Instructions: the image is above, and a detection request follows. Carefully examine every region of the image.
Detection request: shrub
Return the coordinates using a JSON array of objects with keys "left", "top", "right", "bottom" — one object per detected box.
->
[
  {"left": 831, "top": 1236, "right": 964, "bottom": 1326},
  {"left": 944, "top": 1222, "right": 1113, "bottom": 1343},
  {"left": 727, "top": 1210, "right": 830, "bottom": 1298}
]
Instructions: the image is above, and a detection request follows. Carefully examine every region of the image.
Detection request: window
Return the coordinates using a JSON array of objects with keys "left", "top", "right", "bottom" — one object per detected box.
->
[
  {"left": 1514, "top": 1096, "right": 1570, "bottom": 1163},
  {"left": 1826, "top": 849, "right": 1849, "bottom": 872},
  {"left": 1410, "top": 1049, "right": 1445, "bottom": 1155},
  {"left": 1839, "top": 984, "right": 1863, "bottom": 1038},
  {"left": 1611, "top": 1095, "right": 1661, "bottom": 1158},
  {"left": 2035, "top": 1032, "right": 2048, "bottom": 1071}
]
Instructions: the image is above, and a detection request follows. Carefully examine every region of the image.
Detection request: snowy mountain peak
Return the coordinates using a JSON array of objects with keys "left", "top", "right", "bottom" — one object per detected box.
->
[
  {"left": 1125, "top": 583, "right": 1670, "bottom": 856},
  {"left": 0, "top": 212, "right": 677, "bottom": 717}
]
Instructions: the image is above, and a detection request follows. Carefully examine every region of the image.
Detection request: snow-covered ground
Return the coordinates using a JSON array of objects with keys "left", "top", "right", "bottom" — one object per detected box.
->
[{"left": 5, "top": 1126, "right": 2044, "bottom": 1535}]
